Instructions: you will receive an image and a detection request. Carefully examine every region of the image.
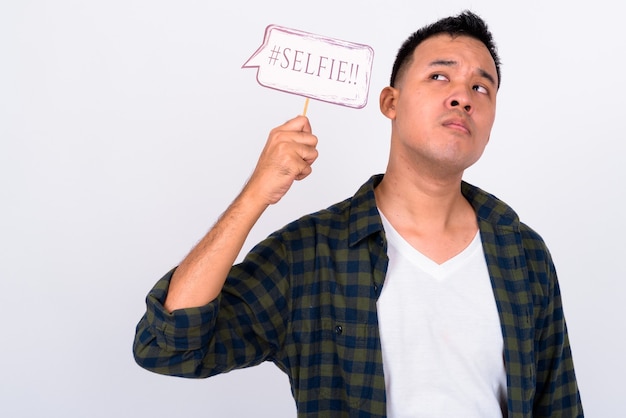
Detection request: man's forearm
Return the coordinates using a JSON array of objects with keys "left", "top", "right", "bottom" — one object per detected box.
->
[
  {"left": 163, "top": 190, "right": 268, "bottom": 312},
  {"left": 163, "top": 115, "right": 317, "bottom": 312}
]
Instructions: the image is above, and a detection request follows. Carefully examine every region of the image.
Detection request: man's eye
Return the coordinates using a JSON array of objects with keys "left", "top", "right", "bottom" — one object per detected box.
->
[
  {"left": 473, "top": 85, "right": 488, "bottom": 94},
  {"left": 431, "top": 74, "right": 448, "bottom": 81}
]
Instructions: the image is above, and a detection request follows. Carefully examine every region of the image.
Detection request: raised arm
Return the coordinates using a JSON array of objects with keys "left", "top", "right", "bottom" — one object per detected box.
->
[{"left": 163, "top": 115, "right": 318, "bottom": 312}]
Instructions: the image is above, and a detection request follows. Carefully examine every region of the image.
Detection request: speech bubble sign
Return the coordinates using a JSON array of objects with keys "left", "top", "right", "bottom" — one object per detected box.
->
[{"left": 242, "top": 25, "right": 374, "bottom": 109}]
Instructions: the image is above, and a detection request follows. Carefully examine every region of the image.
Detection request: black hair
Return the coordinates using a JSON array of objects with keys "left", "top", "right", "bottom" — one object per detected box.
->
[{"left": 390, "top": 10, "right": 501, "bottom": 88}]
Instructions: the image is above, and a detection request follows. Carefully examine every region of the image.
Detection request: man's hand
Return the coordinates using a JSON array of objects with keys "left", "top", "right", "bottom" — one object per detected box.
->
[{"left": 243, "top": 115, "right": 318, "bottom": 206}]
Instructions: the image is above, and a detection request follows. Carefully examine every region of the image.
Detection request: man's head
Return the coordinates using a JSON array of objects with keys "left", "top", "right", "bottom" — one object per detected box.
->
[
  {"left": 390, "top": 10, "right": 501, "bottom": 89},
  {"left": 379, "top": 11, "right": 501, "bottom": 178}
]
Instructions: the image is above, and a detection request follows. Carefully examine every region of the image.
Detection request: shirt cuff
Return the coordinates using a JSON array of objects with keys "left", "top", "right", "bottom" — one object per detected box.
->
[{"left": 144, "top": 268, "right": 219, "bottom": 351}]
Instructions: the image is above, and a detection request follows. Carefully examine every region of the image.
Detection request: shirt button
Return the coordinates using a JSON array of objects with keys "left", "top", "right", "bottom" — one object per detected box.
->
[{"left": 335, "top": 325, "right": 343, "bottom": 335}]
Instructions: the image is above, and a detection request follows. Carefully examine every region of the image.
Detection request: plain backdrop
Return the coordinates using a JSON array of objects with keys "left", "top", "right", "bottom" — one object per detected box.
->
[{"left": 1, "top": 1, "right": 623, "bottom": 417}]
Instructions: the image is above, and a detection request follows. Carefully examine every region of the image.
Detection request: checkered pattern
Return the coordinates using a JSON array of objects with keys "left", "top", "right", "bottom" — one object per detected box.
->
[{"left": 134, "top": 174, "right": 582, "bottom": 417}]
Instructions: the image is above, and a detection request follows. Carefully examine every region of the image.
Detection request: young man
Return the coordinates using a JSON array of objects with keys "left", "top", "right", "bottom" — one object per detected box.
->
[{"left": 134, "top": 11, "right": 583, "bottom": 417}]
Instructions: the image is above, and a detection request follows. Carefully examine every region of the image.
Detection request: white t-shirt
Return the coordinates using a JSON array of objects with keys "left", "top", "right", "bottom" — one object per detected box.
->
[{"left": 377, "top": 211, "right": 507, "bottom": 417}]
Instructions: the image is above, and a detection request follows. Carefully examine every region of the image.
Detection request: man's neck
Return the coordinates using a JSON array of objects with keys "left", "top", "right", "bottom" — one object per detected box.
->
[{"left": 374, "top": 169, "right": 478, "bottom": 264}]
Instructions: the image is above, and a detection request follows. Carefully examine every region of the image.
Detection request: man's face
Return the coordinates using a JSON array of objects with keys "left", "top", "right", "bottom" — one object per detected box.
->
[{"left": 382, "top": 34, "right": 498, "bottom": 177}]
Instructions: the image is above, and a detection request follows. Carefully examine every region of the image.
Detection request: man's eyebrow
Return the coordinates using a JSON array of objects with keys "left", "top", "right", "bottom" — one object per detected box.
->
[
  {"left": 428, "top": 59, "right": 497, "bottom": 86},
  {"left": 477, "top": 68, "right": 497, "bottom": 87},
  {"left": 429, "top": 59, "right": 457, "bottom": 68}
]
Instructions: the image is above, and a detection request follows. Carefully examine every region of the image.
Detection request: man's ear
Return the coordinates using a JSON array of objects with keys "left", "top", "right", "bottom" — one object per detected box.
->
[{"left": 379, "top": 86, "right": 398, "bottom": 119}]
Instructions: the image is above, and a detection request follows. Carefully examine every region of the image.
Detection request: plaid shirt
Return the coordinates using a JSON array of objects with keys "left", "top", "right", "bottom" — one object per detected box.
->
[{"left": 134, "top": 174, "right": 583, "bottom": 417}]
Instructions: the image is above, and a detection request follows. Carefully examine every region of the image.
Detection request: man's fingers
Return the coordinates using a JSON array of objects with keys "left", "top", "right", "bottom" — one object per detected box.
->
[
  {"left": 294, "top": 164, "right": 313, "bottom": 181},
  {"left": 294, "top": 143, "right": 318, "bottom": 178},
  {"left": 298, "top": 142, "right": 319, "bottom": 165},
  {"left": 277, "top": 114, "right": 312, "bottom": 134},
  {"left": 271, "top": 118, "right": 317, "bottom": 148}
]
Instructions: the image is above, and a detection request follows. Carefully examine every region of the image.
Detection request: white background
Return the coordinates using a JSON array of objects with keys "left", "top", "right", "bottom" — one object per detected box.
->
[{"left": 1, "top": 1, "right": 623, "bottom": 417}]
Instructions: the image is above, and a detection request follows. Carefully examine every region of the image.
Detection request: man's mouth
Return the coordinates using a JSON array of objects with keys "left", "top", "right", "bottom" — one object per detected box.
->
[{"left": 442, "top": 118, "right": 470, "bottom": 134}]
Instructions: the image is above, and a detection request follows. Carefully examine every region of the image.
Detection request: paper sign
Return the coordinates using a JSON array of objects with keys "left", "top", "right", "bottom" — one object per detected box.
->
[{"left": 242, "top": 25, "right": 374, "bottom": 109}]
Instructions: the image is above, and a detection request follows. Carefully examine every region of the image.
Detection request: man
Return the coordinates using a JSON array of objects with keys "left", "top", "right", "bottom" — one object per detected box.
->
[{"left": 134, "top": 10, "right": 583, "bottom": 417}]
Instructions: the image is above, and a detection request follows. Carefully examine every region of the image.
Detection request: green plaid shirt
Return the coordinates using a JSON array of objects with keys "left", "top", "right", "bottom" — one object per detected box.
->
[{"left": 134, "top": 174, "right": 582, "bottom": 417}]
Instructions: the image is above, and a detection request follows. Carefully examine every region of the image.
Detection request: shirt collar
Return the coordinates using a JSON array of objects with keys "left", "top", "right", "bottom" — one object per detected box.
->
[
  {"left": 461, "top": 181, "right": 520, "bottom": 230},
  {"left": 348, "top": 174, "right": 385, "bottom": 247}
]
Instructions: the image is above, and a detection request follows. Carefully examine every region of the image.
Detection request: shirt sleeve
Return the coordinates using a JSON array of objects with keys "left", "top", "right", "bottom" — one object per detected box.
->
[
  {"left": 132, "top": 268, "right": 222, "bottom": 377},
  {"left": 132, "top": 234, "right": 292, "bottom": 379},
  {"left": 525, "top": 230, "right": 584, "bottom": 417}
]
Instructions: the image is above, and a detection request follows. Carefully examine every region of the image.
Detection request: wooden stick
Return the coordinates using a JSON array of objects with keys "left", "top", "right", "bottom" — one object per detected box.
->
[{"left": 302, "top": 98, "right": 310, "bottom": 116}]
